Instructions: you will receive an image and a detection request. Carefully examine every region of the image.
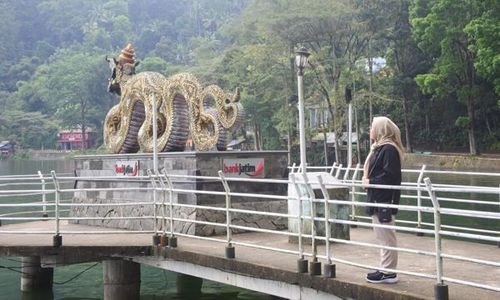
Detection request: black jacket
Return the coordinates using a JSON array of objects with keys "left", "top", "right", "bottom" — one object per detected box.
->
[{"left": 366, "top": 144, "right": 402, "bottom": 216}]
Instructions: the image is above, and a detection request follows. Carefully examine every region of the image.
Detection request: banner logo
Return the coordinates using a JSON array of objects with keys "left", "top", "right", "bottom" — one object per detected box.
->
[
  {"left": 115, "top": 160, "right": 139, "bottom": 176},
  {"left": 222, "top": 158, "right": 265, "bottom": 178}
]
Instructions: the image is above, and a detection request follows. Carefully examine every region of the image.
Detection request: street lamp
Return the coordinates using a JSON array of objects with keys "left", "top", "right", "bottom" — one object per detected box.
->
[
  {"left": 294, "top": 46, "right": 312, "bottom": 275},
  {"left": 345, "top": 85, "right": 353, "bottom": 167},
  {"left": 295, "top": 47, "right": 310, "bottom": 174}
]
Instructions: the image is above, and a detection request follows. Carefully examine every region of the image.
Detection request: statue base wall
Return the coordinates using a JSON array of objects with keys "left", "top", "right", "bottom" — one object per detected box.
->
[{"left": 70, "top": 151, "right": 288, "bottom": 236}]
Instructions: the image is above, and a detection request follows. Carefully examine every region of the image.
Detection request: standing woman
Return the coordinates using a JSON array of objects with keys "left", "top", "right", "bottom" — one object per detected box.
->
[{"left": 362, "top": 116, "right": 404, "bottom": 284}]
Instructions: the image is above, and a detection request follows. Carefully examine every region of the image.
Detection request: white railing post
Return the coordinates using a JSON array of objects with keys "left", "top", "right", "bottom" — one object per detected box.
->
[
  {"left": 147, "top": 169, "right": 160, "bottom": 246},
  {"left": 162, "top": 170, "right": 177, "bottom": 248},
  {"left": 50, "top": 171, "right": 62, "bottom": 247},
  {"left": 218, "top": 170, "right": 235, "bottom": 259},
  {"left": 350, "top": 164, "right": 361, "bottom": 226},
  {"left": 335, "top": 164, "right": 343, "bottom": 179},
  {"left": 343, "top": 164, "right": 352, "bottom": 181},
  {"left": 301, "top": 172, "right": 321, "bottom": 275},
  {"left": 156, "top": 170, "right": 168, "bottom": 247},
  {"left": 317, "top": 175, "right": 335, "bottom": 278},
  {"left": 424, "top": 177, "right": 449, "bottom": 300},
  {"left": 416, "top": 165, "right": 427, "bottom": 236},
  {"left": 329, "top": 162, "right": 337, "bottom": 176},
  {"left": 291, "top": 174, "right": 307, "bottom": 273},
  {"left": 38, "top": 171, "right": 48, "bottom": 218}
]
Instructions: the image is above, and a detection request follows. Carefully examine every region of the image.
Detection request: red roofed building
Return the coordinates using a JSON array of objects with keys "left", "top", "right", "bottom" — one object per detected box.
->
[{"left": 57, "top": 128, "right": 96, "bottom": 150}]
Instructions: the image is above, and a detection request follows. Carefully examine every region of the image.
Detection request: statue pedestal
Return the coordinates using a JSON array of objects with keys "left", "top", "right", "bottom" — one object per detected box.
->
[
  {"left": 71, "top": 151, "right": 288, "bottom": 236},
  {"left": 288, "top": 172, "right": 350, "bottom": 243}
]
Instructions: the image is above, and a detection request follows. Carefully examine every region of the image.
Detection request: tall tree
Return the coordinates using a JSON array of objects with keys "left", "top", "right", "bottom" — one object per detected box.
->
[
  {"left": 251, "top": 0, "right": 369, "bottom": 162},
  {"left": 464, "top": 0, "right": 500, "bottom": 98},
  {"left": 15, "top": 49, "right": 112, "bottom": 149},
  {"left": 0, "top": 110, "right": 58, "bottom": 149},
  {"left": 411, "top": 0, "right": 489, "bottom": 155},
  {"left": 386, "top": 0, "right": 431, "bottom": 152}
]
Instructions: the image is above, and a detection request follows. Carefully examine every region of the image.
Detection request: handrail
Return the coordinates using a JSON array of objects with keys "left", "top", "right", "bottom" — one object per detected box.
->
[
  {"left": 425, "top": 178, "right": 444, "bottom": 286},
  {"left": 290, "top": 165, "right": 500, "bottom": 177},
  {"left": 0, "top": 167, "right": 499, "bottom": 296}
]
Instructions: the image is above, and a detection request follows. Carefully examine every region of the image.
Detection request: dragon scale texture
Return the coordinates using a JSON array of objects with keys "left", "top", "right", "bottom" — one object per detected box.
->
[{"left": 104, "top": 45, "right": 243, "bottom": 153}]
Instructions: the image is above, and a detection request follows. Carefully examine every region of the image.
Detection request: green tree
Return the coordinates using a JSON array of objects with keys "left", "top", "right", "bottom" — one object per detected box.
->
[
  {"left": 411, "top": 0, "right": 487, "bottom": 155},
  {"left": 212, "top": 45, "right": 289, "bottom": 150},
  {"left": 0, "top": 1, "right": 18, "bottom": 63},
  {"left": 239, "top": 0, "right": 369, "bottom": 161},
  {"left": 37, "top": 0, "right": 101, "bottom": 46},
  {"left": 49, "top": 50, "right": 112, "bottom": 149},
  {"left": 464, "top": 0, "right": 500, "bottom": 98},
  {"left": 0, "top": 110, "right": 58, "bottom": 149},
  {"left": 136, "top": 56, "right": 168, "bottom": 74},
  {"left": 14, "top": 49, "right": 112, "bottom": 149},
  {"left": 385, "top": 0, "right": 431, "bottom": 152}
]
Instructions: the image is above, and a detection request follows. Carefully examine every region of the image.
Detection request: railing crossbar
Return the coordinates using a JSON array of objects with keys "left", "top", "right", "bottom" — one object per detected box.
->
[{"left": 1, "top": 167, "right": 499, "bottom": 295}]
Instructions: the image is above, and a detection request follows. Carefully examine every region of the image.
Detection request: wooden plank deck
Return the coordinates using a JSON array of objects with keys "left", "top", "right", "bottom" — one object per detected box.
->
[{"left": 0, "top": 221, "right": 498, "bottom": 300}]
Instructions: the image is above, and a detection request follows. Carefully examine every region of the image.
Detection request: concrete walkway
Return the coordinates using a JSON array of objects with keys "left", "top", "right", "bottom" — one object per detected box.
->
[{"left": 0, "top": 221, "right": 498, "bottom": 300}]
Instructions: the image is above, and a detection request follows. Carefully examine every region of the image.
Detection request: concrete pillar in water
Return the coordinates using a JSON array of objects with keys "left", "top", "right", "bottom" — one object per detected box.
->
[
  {"left": 103, "top": 260, "right": 141, "bottom": 300},
  {"left": 20, "top": 256, "right": 54, "bottom": 300},
  {"left": 176, "top": 273, "right": 202, "bottom": 296}
]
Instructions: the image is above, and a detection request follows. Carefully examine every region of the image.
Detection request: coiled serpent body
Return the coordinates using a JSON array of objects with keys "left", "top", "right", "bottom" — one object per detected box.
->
[{"left": 104, "top": 46, "right": 243, "bottom": 153}]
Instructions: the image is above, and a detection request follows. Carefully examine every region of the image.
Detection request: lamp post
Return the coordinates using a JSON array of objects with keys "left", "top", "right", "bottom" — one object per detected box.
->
[
  {"left": 152, "top": 95, "right": 158, "bottom": 173},
  {"left": 295, "top": 47, "right": 310, "bottom": 174},
  {"left": 295, "top": 47, "right": 312, "bottom": 274},
  {"left": 152, "top": 95, "right": 159, "bottom": 245},
  {"left": 345, "top": 85, "right": 353, "bottom": 167}
]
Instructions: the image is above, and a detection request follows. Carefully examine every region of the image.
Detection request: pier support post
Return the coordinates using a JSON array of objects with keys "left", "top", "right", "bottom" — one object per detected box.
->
[
  {"left": 225, "top": 244, "right": 235, "bottom": 259},
  {"left": 176, "top": 274, "right": 202, "bottom": 297},
  {"left": 152, "top": 234, "right": 160, "bottom": 246},
  {"left": 53, "top": 235, "right": 62, "bottom": 247},
  {"left": 103, "top": 260, "right": 141, "bottom": 300},
  {"left": 297, "top": 258, "right": 308, "bottom": 273},
  {"left": 434, "top": 283, "right": 448, "bottom": 300},
  {"left": 20, "top": 256, "right": 53, "bottom": 296},
  {"left": 323, "top": 263, "right": 336, "bottom": 278},
  {"left": 309, "top": 259, "right": 321, "bottom": 276},
  {"left": 160, "top": 234, "right": 168, "bottom": 247},
  {"left": 168, "top": 236, "right": 177, "bottom": 248}
]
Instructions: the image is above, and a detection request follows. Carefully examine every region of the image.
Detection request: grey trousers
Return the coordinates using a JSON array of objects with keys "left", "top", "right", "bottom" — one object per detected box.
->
[{"left": 372, "top": 215, "right": 398, "bottom": 270}]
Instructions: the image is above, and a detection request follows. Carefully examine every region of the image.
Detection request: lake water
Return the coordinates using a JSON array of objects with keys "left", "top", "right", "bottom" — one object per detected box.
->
[
  {"left": 0, "top": 159, "right": 272, "bottom": 300},
  {"left": 397, "top": 170, "right": 500, "bottom": 236},
  {"left": 0, "top": 159, "right": 498, "bottom": 299}
]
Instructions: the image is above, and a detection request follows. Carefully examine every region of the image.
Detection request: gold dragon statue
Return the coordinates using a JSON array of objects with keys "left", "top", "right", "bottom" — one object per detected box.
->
[{"left": 104, "top": 44, "right": 244, "bottom": 153}]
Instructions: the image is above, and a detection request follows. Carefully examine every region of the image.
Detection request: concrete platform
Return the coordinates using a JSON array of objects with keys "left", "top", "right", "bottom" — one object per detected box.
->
[{"left": 0, "top": 221, "right": 498, "bottom": 300}]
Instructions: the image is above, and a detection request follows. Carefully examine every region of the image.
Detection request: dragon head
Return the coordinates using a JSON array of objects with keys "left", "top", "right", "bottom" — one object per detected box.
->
[
  {"left": 106, "top": 44, "right": 140, "bottom": 96},
  {"left": 227, "top": 87, "right": 240, "bottom": 105},
  {"left": 219, "top": 87, "right": 244, "bottom": 129}
]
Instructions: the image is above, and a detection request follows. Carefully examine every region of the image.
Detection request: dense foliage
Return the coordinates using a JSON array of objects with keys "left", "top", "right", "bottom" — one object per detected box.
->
[{"left": 0, "top": 0, "right": 498, "bottom": 160}]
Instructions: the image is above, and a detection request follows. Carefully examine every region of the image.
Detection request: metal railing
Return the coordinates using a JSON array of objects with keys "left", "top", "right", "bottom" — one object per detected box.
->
[{"left": 0, "top": 166, "right": 499, "bottom": 299}]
